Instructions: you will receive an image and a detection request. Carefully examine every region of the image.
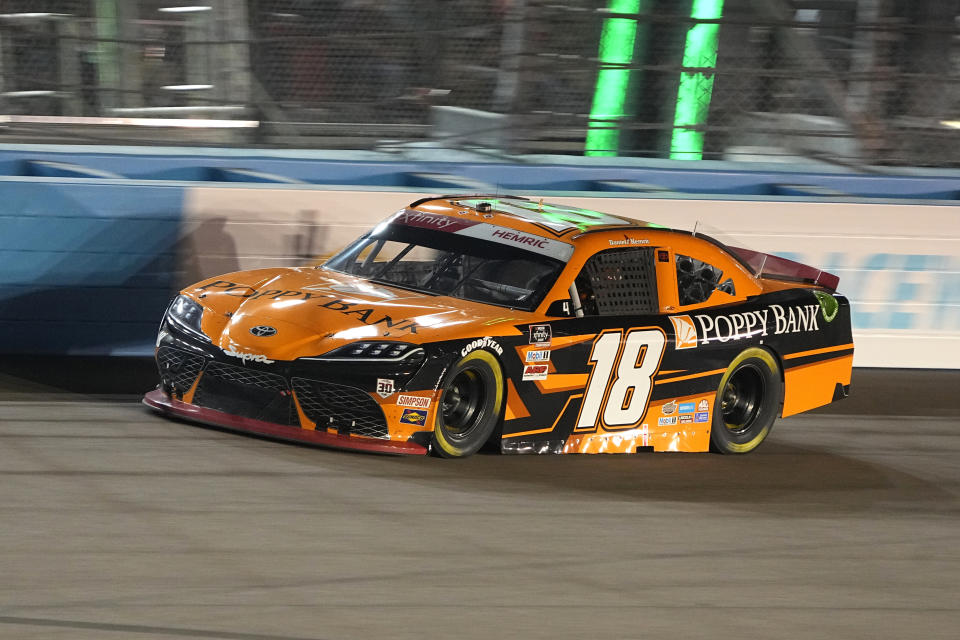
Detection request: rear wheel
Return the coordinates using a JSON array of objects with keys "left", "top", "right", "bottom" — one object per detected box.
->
[
  {"left": 432, "top": 350, "right": 504, "bottom": 458},
  {"left": 710, "top": 348, "right": 782, "bottom": 454}
]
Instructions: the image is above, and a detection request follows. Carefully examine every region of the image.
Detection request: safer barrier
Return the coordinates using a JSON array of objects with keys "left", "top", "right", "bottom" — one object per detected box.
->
[{"left": 1, "top": 146, "right": 958, "bottom": 367}]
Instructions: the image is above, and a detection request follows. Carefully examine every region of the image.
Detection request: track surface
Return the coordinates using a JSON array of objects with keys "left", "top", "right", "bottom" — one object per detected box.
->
[{"left": 0, "top": 363, "right": 958, "bottom": 639}]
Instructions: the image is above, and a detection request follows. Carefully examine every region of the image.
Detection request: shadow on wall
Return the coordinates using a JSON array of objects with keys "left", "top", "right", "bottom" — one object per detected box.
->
[{"left": 175, "top": 217, "right": 240, "bottom": 290}]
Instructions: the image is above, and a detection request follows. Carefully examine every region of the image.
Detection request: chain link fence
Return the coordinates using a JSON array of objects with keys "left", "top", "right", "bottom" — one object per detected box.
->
[{"left": 1, "top": 0, "right": 959, "bottom": 166}]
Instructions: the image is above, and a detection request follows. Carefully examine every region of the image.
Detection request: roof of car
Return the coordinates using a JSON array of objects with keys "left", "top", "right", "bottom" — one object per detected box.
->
[{"left": 409, "top": 195, "right": 664, "bottom": 238}]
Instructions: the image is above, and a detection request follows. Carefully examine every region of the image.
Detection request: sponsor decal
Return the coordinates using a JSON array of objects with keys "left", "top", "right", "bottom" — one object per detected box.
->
[
  {"left": 679, "top": 414, "right": 694, "bottom": 424},
  {"left": 525, "top": 349, "right": 551, "bottom": 362},
  {"left": 223, "top": 348, "right": 275, "bottom": 364},
  {"left": 529, "top": 324, "right": 552, "bottom": 347},
  {"left": 196, "top": 281, "right": 420, "bottom": 335},
  {"left": 399, "top": 408, "right": 427, "bottom": 426},
  {"left": 396, "top": 210, "right": 475, "bottom": 231},
  {"left": 697, "top": 399, "right": 709, "bottom": 412},
  {"left": 658, "top": 416, "right": 678, "bottom": 426},
  {"left": 249, "top": 325, "right": 277, "bottom": 337},
  {"left": 694, "top": 304, "right": 820, "bottom": 346},
  {"left": 376, "top": 378, "right": 395, "bottom": 398},
  {"left": 461, "top": 337, "right": 504, "bottom": 357},
  {"left": 813, "top": 290, "right": 839, "bottom": 323},
  {"left": 608, "top": 237, "right": 650, "bottom": 246},
  {"left": 397, "top": 394, "right": 431, "bottom": 409},
  {"left": 661, "top": 400, "right": 677, "bottom": 415},
  {"left": 678, "top": 402, "right": 695, "bottom": 414},
  {"left": 640, "top": 424, "right": 650, "bottom": 447},
  {"left": 694, "top": 411, "right": 709, "bottom": 423},
  {"left": 669, "top": 315, "right": 698, "bottom": 350},
  {"left": 490, "top": 228, "right": 549, "bottom": 249},
  {"left": 522, "top": 364, "right": 549, "bottom": 381}
]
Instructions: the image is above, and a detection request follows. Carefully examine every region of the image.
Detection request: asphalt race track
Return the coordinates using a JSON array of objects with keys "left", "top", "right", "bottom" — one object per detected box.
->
[{"left": 1, "top": 359, "right": 958, "bottom": 639}]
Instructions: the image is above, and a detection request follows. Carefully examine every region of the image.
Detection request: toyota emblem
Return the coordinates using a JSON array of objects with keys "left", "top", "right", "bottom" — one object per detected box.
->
[{"left": 249, "top": 325, "right": 278, "bottom": 337}]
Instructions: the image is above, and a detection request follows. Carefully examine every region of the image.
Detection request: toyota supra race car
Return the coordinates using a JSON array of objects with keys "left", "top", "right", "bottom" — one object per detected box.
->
[{"left": 144, "top": 195, "right": 853, "bottom": 457}]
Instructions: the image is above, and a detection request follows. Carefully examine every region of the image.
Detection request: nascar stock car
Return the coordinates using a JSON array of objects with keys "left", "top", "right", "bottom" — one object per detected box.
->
[{"left": 144, "top": 195, "right": 853, "bottom": 457}]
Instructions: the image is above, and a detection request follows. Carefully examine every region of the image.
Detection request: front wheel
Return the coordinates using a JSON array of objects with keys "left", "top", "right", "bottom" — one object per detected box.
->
[
  {"left": 432, "top": 349, "right": 505, "bottom": 458},
  {"left": 710, "top": 347, "right": 783, "bottom": 454}
]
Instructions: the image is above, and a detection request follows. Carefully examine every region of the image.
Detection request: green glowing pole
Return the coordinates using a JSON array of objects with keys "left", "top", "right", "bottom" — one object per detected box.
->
[
  {"left": 670, "top": 0, "right": 725, "bottom": 160},
  {"left": 585, "top": 0, "right": 644, "bottom": 157}
]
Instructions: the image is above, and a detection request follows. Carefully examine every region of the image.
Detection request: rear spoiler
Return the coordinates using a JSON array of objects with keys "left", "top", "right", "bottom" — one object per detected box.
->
[{"left": 728, "top": 247, "right": 840, "bottom": 291}]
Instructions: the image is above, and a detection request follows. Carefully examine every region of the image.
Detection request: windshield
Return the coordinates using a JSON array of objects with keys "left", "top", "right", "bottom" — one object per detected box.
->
[{"left": 323, "top": 223, "right": 567, "bottom": 311}]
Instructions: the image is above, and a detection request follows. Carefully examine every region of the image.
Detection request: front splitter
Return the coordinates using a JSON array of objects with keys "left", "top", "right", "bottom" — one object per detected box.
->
[{"left": 143, "top": 389, "right": 428, "bottom": 455}]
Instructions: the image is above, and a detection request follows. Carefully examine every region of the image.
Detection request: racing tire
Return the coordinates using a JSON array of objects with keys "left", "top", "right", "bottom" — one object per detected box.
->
[
  {"left": 710, "top": 347, "right": 783, "bottom": 454},
  {"left": 432, "top": 349, "right": 504, "bottom": 458}
]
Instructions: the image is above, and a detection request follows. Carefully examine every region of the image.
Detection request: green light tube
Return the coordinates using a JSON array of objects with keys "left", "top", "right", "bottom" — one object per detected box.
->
[
  {"left": 670, "top": 0, "right": 725, "bottom": 160},
  {"left": 585, "top": 0, "right": 642, "bottom": 157}
]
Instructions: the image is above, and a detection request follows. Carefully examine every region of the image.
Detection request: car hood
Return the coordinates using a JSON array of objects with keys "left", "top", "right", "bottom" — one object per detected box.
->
[{"left": 184, "top": 267, "right": 533, "bottom": 361}]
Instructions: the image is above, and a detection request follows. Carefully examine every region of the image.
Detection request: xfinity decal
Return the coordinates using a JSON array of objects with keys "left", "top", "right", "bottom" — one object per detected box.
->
[
  {"left": 529, "top": 324, "right": 552, "bottom": 347},
  {"left": 395, "top": 210, "right": 476, "bottom": 231},
  {"left": 461, "top": 337, "right": 504, "bottom": 357},
  {"left": 223, "top": 348, "right": 275, "bottom": 364}
]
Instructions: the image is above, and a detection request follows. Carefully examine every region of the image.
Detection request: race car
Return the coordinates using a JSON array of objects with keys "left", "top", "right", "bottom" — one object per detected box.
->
[{"left": 144, "top": 195, "right": 853, "bottom": 457}]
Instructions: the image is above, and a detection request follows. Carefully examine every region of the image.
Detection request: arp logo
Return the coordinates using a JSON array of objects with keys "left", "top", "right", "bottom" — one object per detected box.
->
[{"left": 669, "top": 315, "right": 698, "bottom": 350}]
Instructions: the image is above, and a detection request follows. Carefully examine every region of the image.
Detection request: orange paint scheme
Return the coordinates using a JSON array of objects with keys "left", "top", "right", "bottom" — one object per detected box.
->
[{"left": 148, "top": 195, "right": 853, "bottom": 456}]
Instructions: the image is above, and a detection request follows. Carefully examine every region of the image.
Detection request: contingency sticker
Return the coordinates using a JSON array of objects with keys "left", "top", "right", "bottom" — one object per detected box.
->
[
  {"left": 376, "top": 378, "right": 395, "bottom": 398},
  {"left": 522, "top": 364, "right": 549, "bottom": 381},
  {"left": 397, "top": 394, "right": 431, "bottom": 409},
  {"left": 525, "top": 349, "right": 551, "bottom": 363},
  {"left": 399, "top": 409, "right": 427, "bottom": 426}
]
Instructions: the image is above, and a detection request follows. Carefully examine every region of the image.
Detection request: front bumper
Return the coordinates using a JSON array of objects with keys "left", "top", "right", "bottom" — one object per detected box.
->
[{"left": 144, "top": 388, "right": 428, "bottom": 455}]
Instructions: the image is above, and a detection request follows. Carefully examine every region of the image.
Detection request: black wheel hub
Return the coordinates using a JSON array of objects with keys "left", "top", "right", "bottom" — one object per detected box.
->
[
  {"left": 721, "top": 365, "right": 765, "bottom": 435},
  {"left": 442, "top": 369, "right": 485, "bottom": 438}
]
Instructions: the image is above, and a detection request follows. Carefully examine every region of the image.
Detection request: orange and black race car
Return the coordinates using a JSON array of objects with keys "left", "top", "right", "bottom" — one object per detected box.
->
[{"left": 144, "top": 195, "right": 853, "bottom": 457}]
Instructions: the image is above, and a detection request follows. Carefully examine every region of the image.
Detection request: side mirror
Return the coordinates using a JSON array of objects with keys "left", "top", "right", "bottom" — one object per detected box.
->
[{"left": 545, "top": 298, "right": 572, "bottom": 317}]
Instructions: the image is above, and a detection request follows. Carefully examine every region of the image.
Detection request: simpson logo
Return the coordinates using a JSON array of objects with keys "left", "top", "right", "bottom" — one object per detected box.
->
[
  {"left": 669, "top": 315, "right": 698, "bottom": 349},
  {"left": 376, "top": 378, "right": 395, "bottom": 398},
  {"left": 658, "top": 416, "right": 678, "bottom": 426},
  {"left": 397, "top": 394, "right": 431, "bottom": 409},
  {"left": 661, "top": 400, "right": 677, "bottom": 415},
  {"left": 223, "top": 348, "right": 274, "bottom": 364},
  {"left": 529, "top": 324, "right": 552, "bottom": 346},
  {"left": 678, "top": 402, "right": 695, "bottom": 414},
  {"left": 522, "top": 364, "right": 549, "bottom": 381},
  {"left": 460, "top": 337, "right": 504, "bottom": 357},
  {"left": 694, "top": 411, "right": 709, "bottom": 423},
  {"left": 697, "top": 399, "right": 709, "bottom": 412},
  {"left": 399, "top": 409, "right": 427, "bottom": 426},
  {"left": 525, "top": 349, "right": 551, "bottom": 362}
]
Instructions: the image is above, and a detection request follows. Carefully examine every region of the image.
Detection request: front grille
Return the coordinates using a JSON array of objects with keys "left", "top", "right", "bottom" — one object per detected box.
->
[
  {"left": 292, "top": 377, "right": 389, "bottom": 439},
  {"left": 156, "top": 346, "right": 206, "bottom": 396},
  {"left": 203, "top": 361, "right": 287, "bottom": 391},
  {"left": 193, "top": 361, "right": 298, "bottom": 426}
]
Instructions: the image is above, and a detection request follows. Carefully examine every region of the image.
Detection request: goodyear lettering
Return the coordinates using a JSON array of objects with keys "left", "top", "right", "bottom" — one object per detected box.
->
[{"left": 461, "top": 336, "right": 504, "bottom": 357}]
